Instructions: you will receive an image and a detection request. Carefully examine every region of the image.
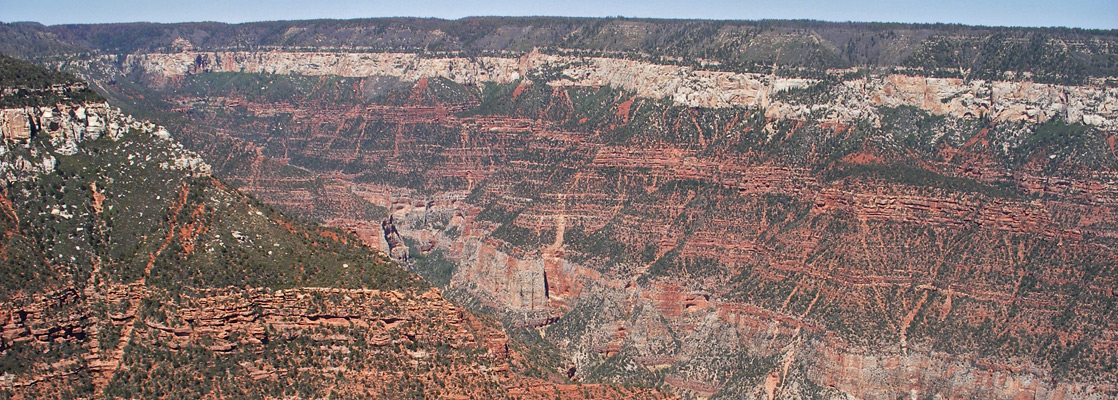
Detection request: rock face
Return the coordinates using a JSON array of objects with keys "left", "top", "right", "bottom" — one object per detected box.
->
[
  {"left": 381, "top": 215, "right": 410, "bottom": 261},
  {"left": 0, "top": 102, "right": 211, "bottom": 183},
  {"left": 0, "top": 109, "right": 31, "bottom": 141},
  {"left": 110, "top": 51, "right": 1118, "bottom": 129},
  {"left": 14, "top": 19, "right": 1118, "bottom": 399}
]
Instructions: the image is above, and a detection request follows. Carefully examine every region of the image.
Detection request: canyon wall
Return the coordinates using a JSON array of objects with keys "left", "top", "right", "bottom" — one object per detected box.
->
[
  {"left": 0, "top": 68, "right": 669, "bottom": 398},
  {"left": 107, "top": 50, "right": 1118, "bottom": 129},
  {"left": 31, "top": 26, "right": 1118, "bottom": 399}
]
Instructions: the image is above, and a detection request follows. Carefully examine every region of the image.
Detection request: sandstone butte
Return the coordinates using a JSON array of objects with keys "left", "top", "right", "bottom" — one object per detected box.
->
[{"left": 3, "top": 18, "right": 1118, "bottom": 399}]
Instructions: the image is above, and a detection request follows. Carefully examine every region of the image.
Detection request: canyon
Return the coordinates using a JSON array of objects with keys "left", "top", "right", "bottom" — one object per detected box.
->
[
  {"left": 0, "top": 56, "right": 670, "bottom": 399},
  {"left": 3, "top": 18, "right": 1118, "bottom": 399}
]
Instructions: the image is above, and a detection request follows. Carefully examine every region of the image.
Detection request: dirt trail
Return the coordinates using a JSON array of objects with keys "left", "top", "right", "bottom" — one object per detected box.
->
[
  {"left": 899, "top": 290, "right": 929, "bottom": 356},
  {"left": 93, "top": 184, "right": 190, "bottom": 392}
]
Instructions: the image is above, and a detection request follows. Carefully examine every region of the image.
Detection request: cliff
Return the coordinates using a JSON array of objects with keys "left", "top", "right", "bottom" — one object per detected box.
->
[{"left": 98, "top": 50, "right": 1118, "bottom": 129}]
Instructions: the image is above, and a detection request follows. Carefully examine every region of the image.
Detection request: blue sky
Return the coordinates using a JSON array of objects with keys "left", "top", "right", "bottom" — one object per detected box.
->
[{"left": 1, "top": 0, "right": 1115, "bottom": 29}]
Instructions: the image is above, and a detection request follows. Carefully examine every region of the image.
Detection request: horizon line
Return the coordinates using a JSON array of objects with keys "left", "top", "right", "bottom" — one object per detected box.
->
[{"left": 3, "top": 15, "right": 1115, "bottom": 32}]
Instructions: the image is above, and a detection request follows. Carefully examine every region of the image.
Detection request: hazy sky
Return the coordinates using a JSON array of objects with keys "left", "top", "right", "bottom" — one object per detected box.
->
[{"left": 1, "top": 0, "right": 1115, "bottom": 29}]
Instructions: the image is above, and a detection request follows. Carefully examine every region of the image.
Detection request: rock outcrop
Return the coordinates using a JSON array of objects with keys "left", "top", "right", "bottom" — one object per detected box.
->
[{"left": 0, "top": 102, "right": 211, "bottom": 184}]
